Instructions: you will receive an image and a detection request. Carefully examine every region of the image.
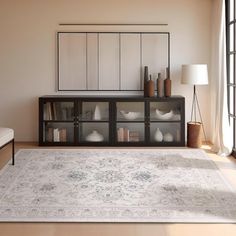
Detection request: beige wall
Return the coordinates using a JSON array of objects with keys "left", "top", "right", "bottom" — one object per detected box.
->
[{"left": 0, "top": 0, "right": 212, "bottom": 142}]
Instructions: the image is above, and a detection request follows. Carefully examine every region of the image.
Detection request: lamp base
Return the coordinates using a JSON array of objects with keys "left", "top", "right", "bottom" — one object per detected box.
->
[{"left": 187, "top": 122, "right": 202, "bottom": 148}]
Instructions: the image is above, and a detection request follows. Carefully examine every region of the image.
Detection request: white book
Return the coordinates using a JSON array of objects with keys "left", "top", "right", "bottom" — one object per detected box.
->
[
  {"left": 117, "top": 128, "right": 124, "bottom": 142},
  {"left": 53, "top": 128, "right": 60, "bottom": 142},
  {"left": 46, "top": 102, "right": 52, "bottom": 120},
  {"left": 43, "top": 105, "right": 48, "bottom": 120},
  {"left": 124, "top": 128, "right": 130, "bottom": 142}
]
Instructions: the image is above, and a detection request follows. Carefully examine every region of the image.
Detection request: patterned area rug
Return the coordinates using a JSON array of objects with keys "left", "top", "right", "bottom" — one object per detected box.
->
[{"left": 0, "top": 149, "right": 236, "bottom": 222}]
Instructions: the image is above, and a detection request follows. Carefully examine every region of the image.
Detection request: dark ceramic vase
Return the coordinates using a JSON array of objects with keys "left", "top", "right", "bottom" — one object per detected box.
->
[
  {"left": 156, "top": 73, "right": 163, "bottom": 97},
  {"left": 164, "top": 78, "right": 171, "bottom": 97},
  {"left": 164, "top": 67, "right": 171, "bottom": 97},
  {"left": 144, "top": 66, "right": 149, "bottom": 97}
]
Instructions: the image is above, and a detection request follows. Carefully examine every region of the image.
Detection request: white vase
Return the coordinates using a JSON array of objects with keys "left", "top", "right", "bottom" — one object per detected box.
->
[
  {"left": 85, "top": 130, "right": 104, "bottom": 142},
  {"left": 163, "top": 132, "right": 174, "bottom": 142},
  {"left": 93, "top": 105, "right": 101, "bottom": 120},
  {"left": 154, "top": 128, "right": 163, "bottom": 142}
]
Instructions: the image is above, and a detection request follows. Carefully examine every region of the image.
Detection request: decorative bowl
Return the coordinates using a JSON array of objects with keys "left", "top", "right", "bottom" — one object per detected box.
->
[
  {"left": 85, "top": 130, "right": 104, "bottom": 142},
  {"left": 155, "top": 109, "right": 174, "bottom": 120},
  {"left": 120, "top": 110, "right": 141, "bottom": 120}
]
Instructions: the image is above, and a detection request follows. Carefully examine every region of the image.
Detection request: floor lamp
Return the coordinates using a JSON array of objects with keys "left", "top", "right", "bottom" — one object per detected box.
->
[{"left": 181, "top": 64, "right": 208, "bottom": 147}]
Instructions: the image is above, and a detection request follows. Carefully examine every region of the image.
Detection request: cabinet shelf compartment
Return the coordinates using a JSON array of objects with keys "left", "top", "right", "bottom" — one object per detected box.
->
[
  {"left": 79, "top": 122, "right": 109, "bottom": 143},
  {"left": 116, "top": 102, "right": 145, "bottom": 122},
  {"left": 80, "top": 101, "right": 109, "bottom": 121},
  {"left": 150, "top": 122, "right": 182, "bottom": 144},
  {"left": 116, "top": 123, "right": 145, "bottom": 143},
  {"left": 43, "top": 101, "right": 74, "bottom": 121},
  {"left": 43, "top": 122, "right": 74, "bottom": 143},
  {"left": 150, "top": 101, "right": 181, "bottom": 122}
]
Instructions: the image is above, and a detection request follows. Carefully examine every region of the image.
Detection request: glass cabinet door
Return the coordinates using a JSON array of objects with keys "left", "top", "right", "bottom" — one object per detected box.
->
[
  {"left": 150, "top": 123, "right": 181, "bottom": 143},
  {"left": 115, "top": 101, "right": 145, "bottom": 143},
  {"left": 149, "top": 101, "right": 183, "bottom": 145},
  {"left": 79, "top": 123, "right": 109, "bottom": 142},
  {"left": 44, "top": 122, "right": 74, "bottom": 143},
  {"left": 42, "top": 101, "right": 75, "bottom": 144},
  {"left": 80, "top": 102, "right": 109, "bottom": 121},
  {"left": 117, "top": 123, "right": 145, "bottom": 142},
  {"left": 116, "top": 102, "right": 144, "bottom": 121},
  {"left": 78, "top": 101, "right": 110, "bottom": 143},
  {"left": 150, "top": 101, "right": 181, "bottom": 121},
  {"left": 43, "top": 101, "right": 74, "bottom": 121}
]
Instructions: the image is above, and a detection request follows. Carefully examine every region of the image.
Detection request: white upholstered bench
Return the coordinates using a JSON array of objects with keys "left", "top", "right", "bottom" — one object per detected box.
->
[{"left": 0, "top": 128, "right": 14, "bottom": 165}]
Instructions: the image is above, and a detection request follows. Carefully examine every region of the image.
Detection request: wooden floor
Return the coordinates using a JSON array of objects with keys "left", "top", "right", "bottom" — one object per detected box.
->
[{"left": 0, "top": 143, "right": 236, "bottom": 236}]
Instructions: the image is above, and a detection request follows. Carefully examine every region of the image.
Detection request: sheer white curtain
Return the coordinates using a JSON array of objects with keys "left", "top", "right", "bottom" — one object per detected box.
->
[{"left": 211, "top": 0, "right": 232, "bottom": 156}]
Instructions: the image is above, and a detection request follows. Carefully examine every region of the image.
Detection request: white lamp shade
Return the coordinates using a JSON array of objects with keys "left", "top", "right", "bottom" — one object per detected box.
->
[{"left": 181, "top": 64, "right": 208, "bottom": 85}]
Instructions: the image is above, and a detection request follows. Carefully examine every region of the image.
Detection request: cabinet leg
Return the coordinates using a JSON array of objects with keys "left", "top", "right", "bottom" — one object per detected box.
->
[{"left": 12, "top": 139, "right": 15, "bottom": 165}]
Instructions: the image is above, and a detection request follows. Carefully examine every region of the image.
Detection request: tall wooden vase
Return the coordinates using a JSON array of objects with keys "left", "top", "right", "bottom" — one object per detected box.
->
[
  {"left": 156, "top": 73, "right": 164, "bottom": 97},
  {"left": 164, "top": 78, "right": 171, "bottom": 97},
  {"left": 147, "top": 75, "right": 155, "bottom": 97},
  {"left": 164, "top": 67, "right": 171, "bottom": 97}
]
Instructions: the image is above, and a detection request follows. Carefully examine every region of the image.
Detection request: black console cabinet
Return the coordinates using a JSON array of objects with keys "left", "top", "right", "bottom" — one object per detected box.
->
[{"left": 39, "top": 95, "right": 185, "bottom": 146}]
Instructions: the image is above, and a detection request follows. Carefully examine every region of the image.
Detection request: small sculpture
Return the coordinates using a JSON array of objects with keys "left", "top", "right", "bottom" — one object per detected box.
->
[
  {"left": 155, "top": 109, "right": 174, "bottom": 120},
  {"left": 120, "top": 110, "right": 141, "bottom": 120},
  {"left": 93, "top": 105, "right": 102, "bottom": 120}
]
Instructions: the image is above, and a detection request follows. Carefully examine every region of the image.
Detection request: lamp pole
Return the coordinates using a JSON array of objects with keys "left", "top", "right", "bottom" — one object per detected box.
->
[
  {"left": 190, "top": 85, "right": 207, "bottom": 142},
  {"left": 191, "top": 85, "right": 197, "bottom": 123}
]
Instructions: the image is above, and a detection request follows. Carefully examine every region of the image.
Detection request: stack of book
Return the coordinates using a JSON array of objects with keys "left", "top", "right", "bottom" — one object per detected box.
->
[
  {"left": 46, "top": 128, "right": 67, "bottom": 142},
  {"left": 117, "top": 128, "right": 140, "bottom": 142},
  {"left": 129, "top": 131, "right": 140, "bottom": 142}
]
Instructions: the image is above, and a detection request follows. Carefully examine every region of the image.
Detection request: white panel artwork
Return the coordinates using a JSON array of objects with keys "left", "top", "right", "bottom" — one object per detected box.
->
[
  {"left": 87, "top": 33, "right": 98, "bottom": 90},
  {"left": 59, "top": 33, "right": 86, "bottom": 90},
  {"left": 58, "top": 32, "right": 169, "bottom": 91},
  {"left": 142, "top": 34, "right": 168, "bottom": 80},
  {"left": 120, "top": 34, "right": 141, "bottom": 90},
  {"left": 99, "top": 33, "right": 120, "bottom": 90}
]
